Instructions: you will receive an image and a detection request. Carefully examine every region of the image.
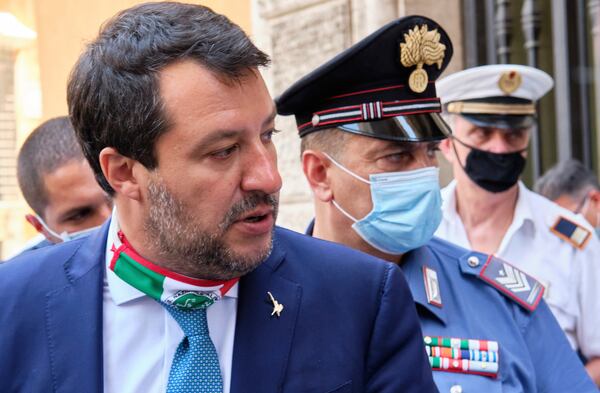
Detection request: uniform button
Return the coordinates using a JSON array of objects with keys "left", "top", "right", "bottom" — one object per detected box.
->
[
  {"left": 467, "top": 256, "right": 480, "bottom": 267},
  {"left": 311, "top": 114, "right": 320, "bottom": 126},
  {"left": 450, "top": 385, "right": 463, "bottom": 393}
]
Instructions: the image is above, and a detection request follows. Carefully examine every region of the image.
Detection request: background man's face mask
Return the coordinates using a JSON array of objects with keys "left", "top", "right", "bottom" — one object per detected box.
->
[
  {"left": 30, "top": 214, "right": 99, "bottom": 243},
  {"left": 325, "top": 153, "right": 442, "bottom": 255},
  {"left": 452, "top": 136, "right": 527, "bottom": 193}
]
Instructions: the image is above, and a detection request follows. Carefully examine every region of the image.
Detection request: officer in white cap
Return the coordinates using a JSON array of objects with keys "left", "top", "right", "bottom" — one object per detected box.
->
[{"left": 435, "top": 64, "right": 600, "bottom": 384}]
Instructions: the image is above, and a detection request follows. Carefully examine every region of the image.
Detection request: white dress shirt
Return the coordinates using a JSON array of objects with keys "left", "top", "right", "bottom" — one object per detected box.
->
[
  {"left": 103, "top": 211, "right": 238, "bottom": 393},
  {"left": 436, "top": 180, "right": 600, "bottom": 359}
]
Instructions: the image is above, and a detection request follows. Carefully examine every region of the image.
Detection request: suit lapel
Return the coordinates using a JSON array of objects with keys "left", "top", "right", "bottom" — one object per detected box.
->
[
  {"left": 45, "top": 222, "right": 109, "bottom": 393},
  {"left": 230, "top": 239, "right": 302, "bottom": 393}
]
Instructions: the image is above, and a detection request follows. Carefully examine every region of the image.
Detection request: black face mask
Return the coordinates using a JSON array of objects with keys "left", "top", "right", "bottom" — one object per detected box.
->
[{"left": 452, "top": 137, "right": 527, "bottom": 193}]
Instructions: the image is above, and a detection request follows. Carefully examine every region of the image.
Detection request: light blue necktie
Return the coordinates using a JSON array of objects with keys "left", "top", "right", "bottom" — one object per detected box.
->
[{"left": 162, "top": 303, "right": 223, "bottom": 393}]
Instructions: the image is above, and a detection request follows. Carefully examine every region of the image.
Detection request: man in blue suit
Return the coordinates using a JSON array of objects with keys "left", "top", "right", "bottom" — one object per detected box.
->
[{"left": 0, "top": 2, "right": 436, "bottom": 393}]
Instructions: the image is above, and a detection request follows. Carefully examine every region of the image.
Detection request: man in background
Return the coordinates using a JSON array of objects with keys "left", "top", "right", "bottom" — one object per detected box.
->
[
  {"left": 435, "top": 65, "right": 600, "bottom": 384},
  {"left": 15, "top": 116, "right": 112, "bottom": 253},
  {"left": 535, "top": 159, "right": 600, "bottom": 234}
]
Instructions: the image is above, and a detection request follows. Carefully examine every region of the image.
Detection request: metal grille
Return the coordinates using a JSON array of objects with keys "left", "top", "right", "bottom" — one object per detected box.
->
[{"left": 462, "top": 0, "right": 600, "bottom": 182}]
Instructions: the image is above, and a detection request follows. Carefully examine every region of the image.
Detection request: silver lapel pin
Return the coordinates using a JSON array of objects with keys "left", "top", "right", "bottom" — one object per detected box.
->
[{"left": 267, "top": 291, "right": 284, "bottom": 317}]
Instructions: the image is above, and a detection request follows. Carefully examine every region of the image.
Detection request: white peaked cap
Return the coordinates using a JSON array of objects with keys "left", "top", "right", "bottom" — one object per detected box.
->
[{"left": 436, "top": 64, "right": 554, "bottom": 105}]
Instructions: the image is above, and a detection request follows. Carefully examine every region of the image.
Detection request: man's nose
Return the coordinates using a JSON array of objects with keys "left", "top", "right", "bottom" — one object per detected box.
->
[
  {"left": 241, "top": 144, "right": 282, "bottom": 195},
  {"left": 485, "top": 132, "right": 516, "bottom": 153}
]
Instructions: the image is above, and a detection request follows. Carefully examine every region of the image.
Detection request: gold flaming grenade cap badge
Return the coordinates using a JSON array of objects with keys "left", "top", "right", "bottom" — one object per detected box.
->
[{"left": 400, "top": 25, "right": 447, "bottom": 93}]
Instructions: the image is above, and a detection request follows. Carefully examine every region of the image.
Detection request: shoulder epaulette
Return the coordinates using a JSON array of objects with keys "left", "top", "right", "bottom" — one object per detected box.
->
[
  {"left": 478, "top": 255, "right": 544, "bottom": 312},
  {"left": 550, "top": 216, "right": 591, "bottom": 250}
]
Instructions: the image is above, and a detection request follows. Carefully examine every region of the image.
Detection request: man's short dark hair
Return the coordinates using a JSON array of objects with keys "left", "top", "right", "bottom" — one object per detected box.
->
[
  {"left": 534, "top": 159, "right": 600, "bottom": 201},
  {"left": 17, "top": 116, "right": 84, "bottom": 217},
  {"left": 300, "top": 128, "right": 348, "bottom": 160},
  {"left": 67, "top": 1, "right": 270, "bottom": 194}
]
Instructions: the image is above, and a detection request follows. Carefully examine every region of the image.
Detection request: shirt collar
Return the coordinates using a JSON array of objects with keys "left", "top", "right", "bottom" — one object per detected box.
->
[
  {"left": 513, "top": 181, "right": 535, "bottom": 228},
  {"left": 440, "top": 180, "right": 459, "bottom": 224},
  {"left": 104, "top": 209, "right": 239, "bottom": 306},
  {"left": 442, "top": 180, "right": 535, "bottom": 231}
]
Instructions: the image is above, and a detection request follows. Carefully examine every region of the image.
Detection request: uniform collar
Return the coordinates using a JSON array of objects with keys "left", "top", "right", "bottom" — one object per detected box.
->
[
  {"left": 494, "top": 182, "right": 536, "bottom": 253},
  {"left": 306, "top": 218, "right": 449, "bottom": 323},
  {"left": 513, "top": 181, "right": 536, "bottom": 231},
  {"left": 440, "top": 179, "right": 459, "bottom": 224},
  {"left": 400, "top": 245, "right": 447, "bottom": 325},
  {"left": 403, "top": 244, "right": 491, "bottom": 326},
  {"left": 442, "top": 180, "right": 534, "bottom": 224},
  {"left": 442, "top": 180, "right": 536, "bottom": 251},
  {"left": 104, "top": 209, "right": 238, "bottom": 306}
]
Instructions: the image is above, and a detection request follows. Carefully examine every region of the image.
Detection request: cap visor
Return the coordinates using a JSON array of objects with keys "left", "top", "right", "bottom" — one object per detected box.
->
[
  {"left": 461, "top": 114, "right": 535, "bottom": 129},
  {"left": 337, "top": 112, "right": 451, "bottom": 142}
]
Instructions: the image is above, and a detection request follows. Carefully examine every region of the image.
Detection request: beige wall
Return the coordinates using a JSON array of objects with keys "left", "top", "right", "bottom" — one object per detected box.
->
[{"left": 34, "top": 0, "right": 252, "bottom": 120}]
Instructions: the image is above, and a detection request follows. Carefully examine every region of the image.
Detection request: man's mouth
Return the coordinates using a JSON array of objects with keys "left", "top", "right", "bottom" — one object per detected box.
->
[{"left": 238, "top": 206, "right": 273, "bottom": 223}]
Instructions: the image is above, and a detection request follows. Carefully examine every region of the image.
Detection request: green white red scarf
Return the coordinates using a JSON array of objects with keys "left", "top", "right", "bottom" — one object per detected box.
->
[{"left": 110, "top": 231, "right": 238, "bottom": 309}]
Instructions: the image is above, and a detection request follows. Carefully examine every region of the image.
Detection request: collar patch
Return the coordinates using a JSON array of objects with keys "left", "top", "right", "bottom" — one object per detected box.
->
[{"left": 423, "top": 266, "right": 442, "bottom": 307}]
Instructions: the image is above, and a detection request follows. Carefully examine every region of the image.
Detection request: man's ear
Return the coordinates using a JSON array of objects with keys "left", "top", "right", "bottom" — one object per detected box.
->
[
  {"left": 439, "top": 138, "right": 455, "bottom": 162},
  {"left": 25, "top": 214, "right": 43, "bottom": 233},
  {"left": 99, "top": 147, "right": 144, "bottom": 201},
  {"left": 25, "top": 214, "right": 61, "bottom": 243},
  {"left": 589, "top": 189, "right": 600, "bottom": 208},
  {"left": 302, "top": 150, "right": 333, "bottom": 202}
]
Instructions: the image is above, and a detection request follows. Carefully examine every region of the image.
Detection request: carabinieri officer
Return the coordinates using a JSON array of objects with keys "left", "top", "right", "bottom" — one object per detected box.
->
[{"left": 276, "top": 15, "right": 597, "bottom": 392}]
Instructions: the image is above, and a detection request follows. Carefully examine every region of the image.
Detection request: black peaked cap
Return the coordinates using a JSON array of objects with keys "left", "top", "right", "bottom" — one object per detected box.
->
[{"left": 276, "top": 15, "right": 454, "bottom": 141}]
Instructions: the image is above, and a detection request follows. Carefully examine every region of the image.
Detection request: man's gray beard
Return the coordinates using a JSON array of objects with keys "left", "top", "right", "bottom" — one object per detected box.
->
[{"left": 143, "top": 176, "right": 278, "bottom": 280}]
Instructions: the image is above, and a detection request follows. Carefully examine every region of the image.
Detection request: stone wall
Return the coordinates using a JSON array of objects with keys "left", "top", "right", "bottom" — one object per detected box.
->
[
  {"left": 0, "top": 47, "right": 18, "bottom": 201},
  {"left": 0, "top": 45, "right": 29, "bottom": 258},
  {"left": 254, "top": 0, "right": 464, "bottom": 231}
]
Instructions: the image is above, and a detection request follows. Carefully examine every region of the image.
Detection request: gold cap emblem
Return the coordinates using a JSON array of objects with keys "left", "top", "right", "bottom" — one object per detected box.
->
[
  {"left": 400, "top": 25, "right": 446, "bottom": 93},
  {"left": 498, "top": 71, "right": 522, "bottom": 94}
]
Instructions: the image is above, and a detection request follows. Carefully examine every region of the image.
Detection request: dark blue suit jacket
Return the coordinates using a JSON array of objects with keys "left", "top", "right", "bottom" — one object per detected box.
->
[{"left": 0, "top": 222, "right": 437, "bottom": 393}]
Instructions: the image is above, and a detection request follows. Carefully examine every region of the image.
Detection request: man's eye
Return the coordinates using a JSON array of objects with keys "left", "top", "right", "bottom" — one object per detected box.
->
[
  {"left": 473, "top": 128, "right": 490, "bottom": 138},
  {"left": 507, "top": 131, "right": 526, "bottom": 141},
  {"left": 66, "top": 208, "right": 91, "bottom": 222},
  {"left": 427, "top": 145, "right": 441, "bottom": 157},
  {"left": 262, "top": 128, "right": 281, "bottom": 142},
  {"left": 211, "top": 145, "right": 238, "bottom": 159},
  {"left": 383, "top": 152, "right": 410, "bottom": 163}
]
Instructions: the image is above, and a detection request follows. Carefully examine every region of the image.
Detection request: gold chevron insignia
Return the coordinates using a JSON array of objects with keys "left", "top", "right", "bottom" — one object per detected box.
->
[{"left": 400, "top": 25, "right": 446, "bottom": 93}]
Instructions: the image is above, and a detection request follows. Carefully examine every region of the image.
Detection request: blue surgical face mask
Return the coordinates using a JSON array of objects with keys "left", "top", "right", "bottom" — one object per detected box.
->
[
  {"left": 325, "top": 154, "right": 442, "bottom": 255},
  {"left": 34, "top": 214, "right": 99, "bottom": 243}
]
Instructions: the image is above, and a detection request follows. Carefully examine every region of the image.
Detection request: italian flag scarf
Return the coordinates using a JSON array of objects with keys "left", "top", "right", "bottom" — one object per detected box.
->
[{"left": 110, "top": 230, "right": 238, "bottom": 309}]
